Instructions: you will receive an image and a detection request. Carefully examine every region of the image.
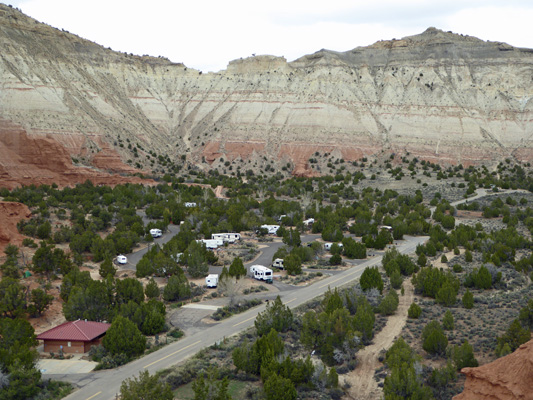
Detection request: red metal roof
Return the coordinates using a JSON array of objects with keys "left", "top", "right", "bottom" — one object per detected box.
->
[{"left": 37, "top": 320, "right": 110, "bottom": 342}]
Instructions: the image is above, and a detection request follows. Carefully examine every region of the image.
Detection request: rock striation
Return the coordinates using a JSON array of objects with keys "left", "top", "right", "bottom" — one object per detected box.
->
[
  {"left": 454, "top": 339, "right": 533, "bottom": 400},
  {"left": 1, "top": 5, "right": 533, "bottom": 183}
]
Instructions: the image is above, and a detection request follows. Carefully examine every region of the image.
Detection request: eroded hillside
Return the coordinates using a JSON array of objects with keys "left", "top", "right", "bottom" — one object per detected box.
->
[{"left": 1, "top": 4, "right": 533, "bottom": 185}]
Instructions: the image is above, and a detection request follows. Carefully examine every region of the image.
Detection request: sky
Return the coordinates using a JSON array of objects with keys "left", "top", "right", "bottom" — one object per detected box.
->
[{"left": 5, "top": 0, "right": 533, "bottom": 72}]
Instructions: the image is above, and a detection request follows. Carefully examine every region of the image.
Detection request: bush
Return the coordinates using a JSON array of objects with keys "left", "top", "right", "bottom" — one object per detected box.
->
[
  {"left": 422, "top": 320, "right": 448, "bottom": 355},
  {"left": 360, "top": 267, "right": 383, "bottom": 294},
  {"left": 379, "top": 290, "right": 399, "bottom": 316},
  {"left": 452, "top": 264, "right": 463, "bottom": 273},
  {"left": 462, "top": 289, "right": 474, "bottom": 309},
  {"left": 443, "top": 310, "right": 454, "bottom": 330},
  {"left": 450, "top": 340, "right": 478, "bottom": 370},
  {"left": 407, "top": 302, "right": 422, "bottom": 319},
  {"left": 102, "top": 316, "right": 146, "bottom": 359}
]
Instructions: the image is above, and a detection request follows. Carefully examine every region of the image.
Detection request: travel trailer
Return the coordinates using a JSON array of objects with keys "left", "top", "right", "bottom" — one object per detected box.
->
[
  {"left": 324, "top": 243, "right": 343, "bottom": 251},
  {"left": 250, "top": 265, "right": 273, "bottom": 283},
  {"left": 205, "top": 274, "right": 219, "bottom": 288},
  {"left": 185, "top": 202, "right": 197, "bottom": 208},
  {"left": 150, "top": 228, "right": 162, "bottom": 238},
  {"left": 272, "top": 258, "right": 284, "bottom": 269},
  {"left": 260, "top": 225, "right": 280, "bottom": 235},
  {"left": 211, "top": 233, "right": 241, "bottom": 243},
  {"left": 197, "top": 239, "right": 223, "bottom": 249},
  {"left": 303, "top": 218, "right": 315, "bottom": 226}
]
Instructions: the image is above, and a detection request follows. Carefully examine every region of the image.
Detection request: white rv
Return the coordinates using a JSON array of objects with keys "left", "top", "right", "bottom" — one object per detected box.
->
[
  {"left": 197, "top": 239, "right": 223, "bottom": 249},
  {"left": 116, "top": 255, "right": 128, "bottom": 264},
  {"left": 205, "top": 274, "right": 219, "bottom": 288},
  {"left": 303, "top": 218, "right": 315, "bottom": 226},
  {"left": 172, "top": 253, "right": 183, "bottom": 263},
  {"left": 185, "top": 202, "right": 197, "bottom": 208},
  {"left": 211, "top": 233, "right": 241, "bottom": 243},
  {"left": 272, "top": 258, "right": 284, "bottom": 269},
  {"left": 150, "top": 228, "right": 162, "bottom": 238},
  {"left": 260, "top": 225, "right": 280, "bottom": 235},
  {"left": 250, "top": 265, "right": 273, "bottom": 283},
  {"left": 324, "top": 243, "right": 343, "bottom": 251}
]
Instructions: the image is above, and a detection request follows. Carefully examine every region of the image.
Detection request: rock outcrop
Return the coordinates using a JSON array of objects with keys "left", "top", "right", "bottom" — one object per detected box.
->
[
  {"left": 454, "top": 339, "right": 533, "bottom": 400},
  {"left": 0, "top": 201, "right": 31, "bottom": 254},
  {"left": 1, "top": 5, "right": 533, "bottom": 183}
]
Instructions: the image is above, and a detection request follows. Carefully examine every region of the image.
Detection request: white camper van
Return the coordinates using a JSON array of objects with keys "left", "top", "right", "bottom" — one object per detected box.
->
[
  {"left": 250, "top": 265, "right": 273, "bottom": 283},
  {"left": 150, "top": 228, "right": 162, "bottom": 238},
  {"left": 205, "top": 274, "right": 219, "bottom": 288},
  {"left": 116, "top": 255, "right": 128, "bottom": 264},
  {"left": 272, "top": 258, "right": 284, "bottom": 269}
]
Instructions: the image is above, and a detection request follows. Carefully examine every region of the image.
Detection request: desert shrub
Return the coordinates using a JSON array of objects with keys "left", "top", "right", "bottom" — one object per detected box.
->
[{"left": 408, "top": 302, "right": 422, "bottom": 319}]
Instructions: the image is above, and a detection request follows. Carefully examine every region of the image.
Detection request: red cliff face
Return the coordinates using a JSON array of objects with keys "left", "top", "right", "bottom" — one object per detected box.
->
[
  {"left": 454, "top": 340, "right": 533, "bottom": 400},
  {"left": 0, "top": 118, "right": 151, "bottom": 189},
  {"left": 0, "top": 201, "right": 31, "bottom": 255}
]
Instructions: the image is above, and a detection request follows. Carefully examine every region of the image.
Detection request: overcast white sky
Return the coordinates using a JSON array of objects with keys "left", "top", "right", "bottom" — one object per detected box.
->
[{"left": 6, "top": 0, "right": 533, "bottom": 72}]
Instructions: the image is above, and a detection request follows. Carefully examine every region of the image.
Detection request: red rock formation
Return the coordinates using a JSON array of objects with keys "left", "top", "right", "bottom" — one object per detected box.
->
[
  {"left": 454, "top": 340, "right": 533, "bottom": 400},
  {"left": 0, "top": 118, "right": 153, "bottom": 189},
  {"left": 0, "top": 201, "right": 31, "bottom": 255}
]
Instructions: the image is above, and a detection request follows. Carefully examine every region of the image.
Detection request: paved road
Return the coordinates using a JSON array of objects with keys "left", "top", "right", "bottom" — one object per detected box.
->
[
  {"left": 52, "top": 232, "right": 427, "bottom": 400},
  {"left": 57, "top": 188, "right": 524, "bottom": 399}
]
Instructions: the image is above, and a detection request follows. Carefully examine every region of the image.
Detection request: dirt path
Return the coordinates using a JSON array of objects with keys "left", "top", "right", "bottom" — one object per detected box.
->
[{"left": 345, "top": 280, "right": 415, "bottom": 400}]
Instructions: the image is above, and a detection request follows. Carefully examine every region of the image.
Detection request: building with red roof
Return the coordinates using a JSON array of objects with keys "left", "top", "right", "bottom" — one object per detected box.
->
[{"left": 37, "top": 320, "right": 110, "bottom": 354}]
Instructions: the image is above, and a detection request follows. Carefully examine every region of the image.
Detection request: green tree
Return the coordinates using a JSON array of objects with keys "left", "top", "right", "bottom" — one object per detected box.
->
[
  {"left": 408, "top": 302, "right": 422, "bottom": 319},
  {"left": 450, "top": 340, "right": 478, "bottom": 370},
  {"left": 519, "top": 298, "right": 533, "bottom": 330},
  {"left": 255, "top": 296, "right": 293, "bottom": 336},
  {"left": 0, "top": 278, "right": 27, "bottom": 318},
  {"left": 163, "top": 270, "right": 191, "bottom": 302},
  {"left": 379, "top": 290, "right": 399, "bottom": 316},
  {"left": 185, "top": 241, "right": 209, "bottom": 278},
  {"left": 442, "top": 310, "right": 454, "bottom": 330},
  {"left": 116, "top": 278, "right": 144, "bottom": 305},
  {"left": 496, "top": 319, "right": 531, "bottom": 355},
  {"left": 144, "top": 278, "right": 160, "bottom": 299},
  {"left": 103, "top": 316, "right": 146, "bottom": 358},
  {"left": 342, "top": 237, "right": 366, "bottom": 259},
  {"left": 283, "top": 228, "right": 301, "bottom": 247},
  {"left": 436, "top": 282, "right": 457, "bottom": 307},
  {"left": 228, "top": 257, "right": 246, "bottom": 279},
  {"left": 263, "top": 374, "right": 297, "bottom": 400},
  {"left": 284, "top": 253, "right": 302, "bottom": 275},
  {"left": 360, "top": 267, "right": 383, "bottom": 294},
  {"left": 1, "top": 364, "right": 42, "bottom": 400},
  {"left": 99, "top": 257, "right": 117, "bottom": 279},
  {"left": 0, "top": 318, "right": 38, "bottom": 372},
  {"left": 120, "top": 370, "right": 173, "bottom": 400},
  {"left": 462, "top": 289, "right": 474, "bottom": 309},
  {"left": 27, "top": 288, "right": 54, "bottom": 317},
  {"left": 422, "top": 320, "right": 448, "bottom": 356},
  {"left": 192, "top": 368, "right": 231, "bottom": 400}
]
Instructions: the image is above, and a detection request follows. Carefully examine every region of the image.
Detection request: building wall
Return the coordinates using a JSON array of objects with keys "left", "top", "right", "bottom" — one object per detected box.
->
[{"left": 43, "top": 340, "right": 85, "bottom": 354}]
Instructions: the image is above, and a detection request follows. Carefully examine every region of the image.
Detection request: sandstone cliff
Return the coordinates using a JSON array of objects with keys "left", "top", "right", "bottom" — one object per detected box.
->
[
  {"left": 1, "top": 5, "right": 532, "bottom": 183},
  {"left": 454, "top": 339, "right": 533, "bottom": 400}
]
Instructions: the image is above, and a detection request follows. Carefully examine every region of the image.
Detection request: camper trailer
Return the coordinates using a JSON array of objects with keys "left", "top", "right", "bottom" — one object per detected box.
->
[
  {"left": 197, "top": 239, "right": 223, "bottom": 249},
  {"left": 116, "top": 255, "right": 128, "bottom": 264},
  {"left": 272, "top": 258, "right": 284, "bottom": 269},
  {"left": 211, "top": 233, "right": 241, "bottom": 243},
  {"left": 303, "top": 218, "right": 315, "bottom": 226},
  {"left": 324, "top": 243, "right": 343, "bottom": 251},
  {"left": 250, "top": 265, "right": 273, "bottom": 283},
  {"left": 150, "top": 228, "right": 162, "bottom": 238},
  {"left": 172, "top": 253, "right": 183, "bottom": 263},
  {"left": 260, "top": 225, "right": 280, "bottom": 235},
  {"left": 205, "top": 274, "right": 219, "bottom": 288},
  {"left": 185, "top": 202, "right": 197, "bottom": 208}
]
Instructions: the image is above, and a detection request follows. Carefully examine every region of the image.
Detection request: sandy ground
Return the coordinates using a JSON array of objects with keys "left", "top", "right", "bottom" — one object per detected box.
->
[{"left": 345, "top": 280, "right": 414, "bottom": 400}]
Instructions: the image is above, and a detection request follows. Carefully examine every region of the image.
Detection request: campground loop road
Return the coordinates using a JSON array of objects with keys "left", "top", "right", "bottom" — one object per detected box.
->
[
  {"left": 55, "top": 233, "right": 427, "bottom": 400},
  {"left": 58, "top": 188, "right": 521, "bottom": 400}
]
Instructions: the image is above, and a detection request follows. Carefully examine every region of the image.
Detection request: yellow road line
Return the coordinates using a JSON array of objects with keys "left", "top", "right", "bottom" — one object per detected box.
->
[
  {"left": 85, "top": 392, "right": 101, "bottom": 400},
  {"left": 233, "top": 316, "right": 256, "bottom": 327},
  {"left": 285, "top": 298, "right": 297, "bottom": 304},
  {"left": 319, "top": 276, "right": 344, "bottom": 288},
  {"left": 144, "top": 340, "right": 201, "bottom": 368}
]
